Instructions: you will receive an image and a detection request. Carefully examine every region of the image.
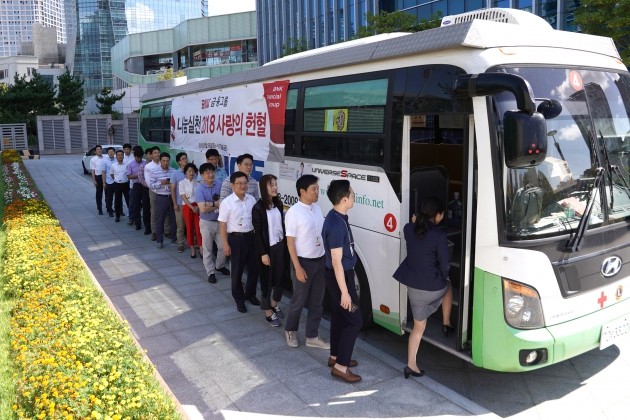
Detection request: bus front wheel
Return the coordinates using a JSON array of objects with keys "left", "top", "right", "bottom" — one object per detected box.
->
[{"left": 354, "top": 259, "right": 373, "bottom": 328}]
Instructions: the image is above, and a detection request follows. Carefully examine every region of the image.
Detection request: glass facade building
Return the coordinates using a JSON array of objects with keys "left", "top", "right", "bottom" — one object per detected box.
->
[
  {"left": 257, "top": 0, "right": 580, "bottom": 65},
  {"left": 111, "top": 13, "right": 257, "bottom": 89},
  {"left": 256, "top": 0, "right": 380, "bottom": 65},
  {"left": 72, "top": 0, "right": 207, "bottom": 96},
  {"left": 0, "top": 0, "right": 66, "bottom": 58}
]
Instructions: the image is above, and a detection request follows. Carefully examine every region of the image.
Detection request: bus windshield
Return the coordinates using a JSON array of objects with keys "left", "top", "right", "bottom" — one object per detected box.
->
[{"left": 493, "top": 67, "right": 630, "bottom": 240}]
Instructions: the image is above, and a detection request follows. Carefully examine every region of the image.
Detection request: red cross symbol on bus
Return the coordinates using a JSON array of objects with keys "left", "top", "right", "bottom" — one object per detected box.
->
[{"left": 598, "top": 291, "right": 607, "bottom": 309}]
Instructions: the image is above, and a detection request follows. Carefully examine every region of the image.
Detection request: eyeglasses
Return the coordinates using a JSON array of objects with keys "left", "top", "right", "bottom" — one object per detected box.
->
[{"left": 233, "top": 181, "right": 248, "bottom": 186}]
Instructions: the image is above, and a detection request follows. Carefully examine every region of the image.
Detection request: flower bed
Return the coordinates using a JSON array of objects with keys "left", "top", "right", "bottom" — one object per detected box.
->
[{"left": 1, "top": 150, "right": 181, "bottom": 419}]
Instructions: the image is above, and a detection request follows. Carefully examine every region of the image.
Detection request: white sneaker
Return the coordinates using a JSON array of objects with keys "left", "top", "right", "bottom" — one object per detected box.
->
[
  {"left": 285, "top": 330, "right": 298, "bottom": 348},
  {"left": 306, "top": 336, "right": 330, "bottom": 349}
]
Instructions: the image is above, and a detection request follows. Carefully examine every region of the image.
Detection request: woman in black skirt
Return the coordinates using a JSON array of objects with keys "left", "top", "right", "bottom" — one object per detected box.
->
[
  {"left": 252, "top": 174, "right": 289, "bottom": 327},
  {"left": 393, "top": 197, "right": 452, "bottom": 378}
]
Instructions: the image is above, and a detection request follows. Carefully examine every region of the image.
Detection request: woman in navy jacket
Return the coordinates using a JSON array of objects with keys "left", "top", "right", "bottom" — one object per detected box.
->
[
  {"left": 393, "top": 196, "right": 453, "bottom": 378},
  {"left": 252, "top": 174, "right": 289, "bottom": 326}
]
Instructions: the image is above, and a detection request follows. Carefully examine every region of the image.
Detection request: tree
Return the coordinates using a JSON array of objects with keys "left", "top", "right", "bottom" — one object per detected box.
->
[
  {"left": 156, "top": 68, "right": 185, "bottom": 81},
  {"left": 281, "top": 38, "right": 308, "bottom": 57},
  {"left": 95, "top": 88, "right": 126, "bottom": 115},
  {"left": 354, "top": 10, "right": 442, "bottom": 39},
  {"left": 0, "top": 70, "right": 57, "bottom": 135},
  {"left": 56, "top": 69, "right": 86, "bottom": 120},
  {"left": 574, "top": 0, "right": 630, "bottom": 65}
]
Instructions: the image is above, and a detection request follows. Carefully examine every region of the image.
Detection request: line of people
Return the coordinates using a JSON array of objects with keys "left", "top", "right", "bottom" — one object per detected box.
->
[{"left": 90, "top": 146, "right": 365, "bottom": 383}]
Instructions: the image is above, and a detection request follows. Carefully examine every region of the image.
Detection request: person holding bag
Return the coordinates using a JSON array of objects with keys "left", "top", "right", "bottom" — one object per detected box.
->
[
  {"left": 393, "top": 196, "right": 452, "bottom": 378},
  {"left": 252, "top": 174, "right": 288, "bottom": 327}
]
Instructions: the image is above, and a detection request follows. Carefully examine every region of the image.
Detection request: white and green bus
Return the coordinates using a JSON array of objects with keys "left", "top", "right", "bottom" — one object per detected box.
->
[{"left": 139, "top": 8, "right": 630, "bottom": 371}]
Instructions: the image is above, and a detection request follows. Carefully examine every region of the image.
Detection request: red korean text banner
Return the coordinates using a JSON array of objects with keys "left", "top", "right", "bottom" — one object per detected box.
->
[{"left": 170, "top": 80, "right": 289, "bottom": 162}]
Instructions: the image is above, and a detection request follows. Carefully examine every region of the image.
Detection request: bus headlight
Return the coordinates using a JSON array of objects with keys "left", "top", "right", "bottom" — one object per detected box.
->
[{"left": 502, "top": 278, "right": 545, "bottom": 329}]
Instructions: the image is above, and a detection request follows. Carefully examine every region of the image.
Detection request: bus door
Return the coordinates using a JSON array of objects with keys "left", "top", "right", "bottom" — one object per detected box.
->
[{"left": 400, "top": 113, "right": 474, "bottom": 360}]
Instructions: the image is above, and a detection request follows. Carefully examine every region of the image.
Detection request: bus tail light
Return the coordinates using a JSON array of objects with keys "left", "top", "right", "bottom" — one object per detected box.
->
[{"left": 502, "top": 278, "right": 545, "bottom": 329}]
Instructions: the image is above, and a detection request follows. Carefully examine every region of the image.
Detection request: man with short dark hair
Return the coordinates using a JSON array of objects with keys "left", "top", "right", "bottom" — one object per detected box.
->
[
  {"left": 220, "top": 153, "right": 259, "bottom": 200},
  {"left": 322, "top": 179, "right": 362, "bottom": 383},
  {"left": 102, "top": 147, "right": 116, "bottom": 217},
  {"left": 171, "top": 152, "right": 188, "bottom": 252},
  {"left": 111, "top": 149, "right": 128, "bottom": 222},
  {"left": 126, "top": 148, "right": 145, "bottom": 230},
  {"left": 150, "top": 152, "right": 176, "bottom": 248},
  {"left": 90, "top": 144, "right": 104, "bottom": 215},
  {"left": 219, "top": 171, "right": 260, "bottom": 313},
  {"left": 144, "top": 147, "right": 160, "bottom": 240},
  {"left": 283, "top": 175, "right": 329, "bottom": 350},
  {"left": 196, "top": 162, "right": 230, "bottom": 284}
]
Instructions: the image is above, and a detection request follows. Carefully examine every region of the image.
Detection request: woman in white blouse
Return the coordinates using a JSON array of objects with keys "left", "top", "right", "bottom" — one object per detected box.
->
[
  {"left": 252, "top": 174, "right": 289, "bottom": 327},
  {"left": 179, "top": 163, "right": 202, "bottom": 258}
]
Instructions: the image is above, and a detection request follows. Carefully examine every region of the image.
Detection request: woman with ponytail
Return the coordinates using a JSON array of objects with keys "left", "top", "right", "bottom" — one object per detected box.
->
[{"left": 393, "top": 196, "right": 453, "bottom": 378}]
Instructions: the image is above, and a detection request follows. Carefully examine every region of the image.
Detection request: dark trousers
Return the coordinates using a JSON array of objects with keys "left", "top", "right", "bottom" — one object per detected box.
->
[
  {"left": 141, "top": 186, "right": 151, "bottom": 232},
  {"left": 284, "top": 256, "right": 326, "bottom": 338},
  {"left": 132, "top": 183, "right": 144, "bottom": 228},
  {"left": 228, "top": 232, "right": 259, "bottom": 305},
  {"left": 123, "top": 181, "right": 130, "bottom": 208},
  {"left": 325, "top": 268, "right": 362, "bottom": 366},
  {"left": 95, "top": 176, "right": 103, "bottom": 212},
  {"left": 155, "top": 194, "right": 176, "bottom": 243},
  {"left": 259, "top": 239, "right": 288, "bottom": 310},
  {"left": 113, "top": 182, "right": 128, "bottom": 217},
  {"left": 105, "top": 182, "right": 114, "bottom": 213}
]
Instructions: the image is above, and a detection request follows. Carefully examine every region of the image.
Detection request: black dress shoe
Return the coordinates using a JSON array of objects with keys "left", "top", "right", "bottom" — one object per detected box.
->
[
  {"left": 108, "top": 212, "right": 114, "bottom": 217},
  {"left": 236, "top": 303, "right": 247, "bottom": 313},
  {"left": 136, "top": 226, "right": 142, "bottom": 230},
  {"left": 144, "top": 230, "right": 151, "bottom": 235},
  {"left": 247, "top": 296, "right": 260, "bottom": 306},
  {"left": 217, "top": 266, "right": 230, "bottom": 275},
  {"left": 115, "top": 217, "right": 120, "bottom": 222},
  {"left": 404, "top": 366, "right": 425, "bottom": 379},
  {"left": 207, "top": 274, "right": 217, "bottom": 284},
  {"left": 442, "top": 324, "right": 455, "bottom": 337},
  {"left": 98, "top": 210, "right": 103, "bottom": 215}
]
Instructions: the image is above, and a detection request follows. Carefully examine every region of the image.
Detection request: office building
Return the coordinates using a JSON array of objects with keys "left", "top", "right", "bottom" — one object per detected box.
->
[
  {"left": 256, "top": 0, "right": 580, "bottom": 65},
  {"left": 70, "top": 0, "right": 207, "bottom": 97},
  {"left": 109, "top": 12, "right": 256, "bottom": 113},
  {"left": 0, "top": 0, "right": 66, "bottom": 58}
]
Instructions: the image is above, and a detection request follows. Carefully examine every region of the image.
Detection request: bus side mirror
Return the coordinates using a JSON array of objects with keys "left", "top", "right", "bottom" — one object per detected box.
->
[{"left": 504, "top": 110, "right": 547, "bottom": 168}]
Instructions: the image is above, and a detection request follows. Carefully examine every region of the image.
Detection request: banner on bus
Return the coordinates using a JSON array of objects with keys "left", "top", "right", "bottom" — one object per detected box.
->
[{"left": 170, "top": 80, "right": 290, "bottom": 162}]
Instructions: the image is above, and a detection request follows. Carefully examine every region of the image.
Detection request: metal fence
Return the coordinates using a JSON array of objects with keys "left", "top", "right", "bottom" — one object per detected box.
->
[
  {"left": 37, "top": 114, "right": 139, "bottom": 155},
  {"left": 1, "top": 123, "right": 28, "bottom": 151}
]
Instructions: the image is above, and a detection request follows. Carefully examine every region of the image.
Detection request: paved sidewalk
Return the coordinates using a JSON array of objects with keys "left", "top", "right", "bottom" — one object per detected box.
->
[{"left": 25, "top": 156, "right": 498, "bottom": 419}]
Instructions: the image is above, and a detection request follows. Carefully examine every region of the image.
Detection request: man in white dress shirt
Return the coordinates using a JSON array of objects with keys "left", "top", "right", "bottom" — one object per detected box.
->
[
  {"left": 283, "top": 174, "right": 330, "bottom": 350},
  {"left": 111, "top": 150, "right": 129, "bottom": 222},
  {"left": 219, "top": 171, "right": 260, "bottom": 313},
  {"left": 90, "top": 144, "right": 104, "bottom": 215}
]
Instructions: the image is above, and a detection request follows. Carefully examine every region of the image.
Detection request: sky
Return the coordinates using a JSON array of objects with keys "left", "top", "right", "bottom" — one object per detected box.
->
[{"left": 207, "top": 0, "right": 255, "bottom": 16}]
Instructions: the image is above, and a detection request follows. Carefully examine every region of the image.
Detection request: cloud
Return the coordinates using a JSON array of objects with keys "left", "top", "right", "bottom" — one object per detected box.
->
[{"left": 126, "top": 2, "right": 155, "bottom": 34}]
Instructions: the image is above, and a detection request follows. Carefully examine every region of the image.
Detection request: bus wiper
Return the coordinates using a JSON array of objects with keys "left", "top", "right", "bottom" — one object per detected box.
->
[
  {"left": 599, "top": 130, "right": 615, "bottom": 208},
  {"left": 600, "top": 130, "right": 630, "bottom": 202},
  {"left": 565, "top": 167, "right": 604, "bottom": 252}
]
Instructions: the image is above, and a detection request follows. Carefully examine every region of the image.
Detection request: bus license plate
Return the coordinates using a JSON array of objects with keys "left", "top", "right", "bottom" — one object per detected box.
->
[{"left": 600, "top": 315, "right": 630, "bottom": 350}]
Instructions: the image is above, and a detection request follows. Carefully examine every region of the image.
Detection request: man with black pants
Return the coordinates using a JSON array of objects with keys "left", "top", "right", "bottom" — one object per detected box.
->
[
  {"left": 111, "top": 149, "right": 129, "bottom": 222},
  {"left": 322, "top": 179, "right": 362, "bottom": 383},
  {"left": 219, "top": 171, "right": 260, "bottom": 313},
  {"left": 283, "top": 175, "right": 330, "bottom": 350},
  {"left": 150, "top": 152, "right": 176, "bottom": 248},
  {"left": 90, "top": 144, "right": 104, "bottom": 215}
]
